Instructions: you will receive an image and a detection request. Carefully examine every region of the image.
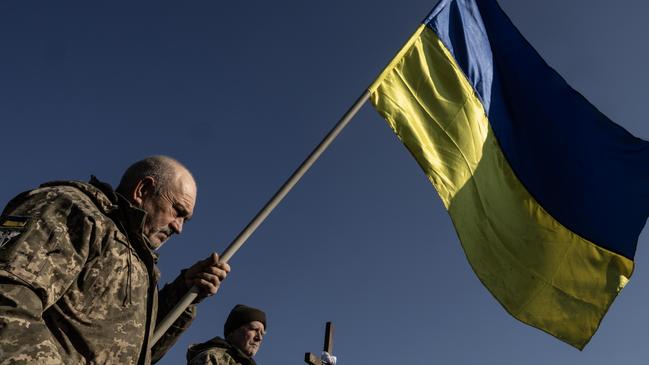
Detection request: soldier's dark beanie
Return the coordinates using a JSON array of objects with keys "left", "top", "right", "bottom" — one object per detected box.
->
[{"left": 224, "top": 304, "right": 267, "bottom": 336}]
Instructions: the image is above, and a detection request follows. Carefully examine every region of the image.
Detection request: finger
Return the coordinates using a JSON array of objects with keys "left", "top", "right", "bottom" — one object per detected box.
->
[
  {"left": 193, "top": 272, "right": 221, "bottom": 286},
  {"left": 203, "top": 253, "right": 229, "bottom": 271},
  {"left": 198, "top": 252, "right": 218, "bottom": 268},
  {"left": 218, "top": 262, "right": 231, "bottom": 273},
  {"left": 209, "top": 252, "right": 219, "bottom": 265},
  {"left": 198, "top": 265, "right": 229, "bottom": 279},
  {"left": 213, "top": 267, "right": 228, "bottom": 281},
  {"left": 214, "top": 267, "right": 228, "bottom": 281},
  {"left": 194, "top": 277, "right": 219, "bottom": 296}
]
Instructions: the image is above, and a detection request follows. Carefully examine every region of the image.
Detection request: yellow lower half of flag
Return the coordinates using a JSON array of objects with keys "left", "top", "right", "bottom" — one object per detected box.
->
[{"left": 369, "top": 25, "right": 633, "bottom": 349}]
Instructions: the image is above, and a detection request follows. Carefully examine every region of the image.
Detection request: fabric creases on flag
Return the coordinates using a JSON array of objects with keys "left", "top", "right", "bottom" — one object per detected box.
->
[{"left": 369, "top": 0, "right": 649, "bottom": 349}]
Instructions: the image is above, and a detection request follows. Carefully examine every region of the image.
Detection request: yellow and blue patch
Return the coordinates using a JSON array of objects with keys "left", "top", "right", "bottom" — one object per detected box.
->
[
  {"left": 0, "top": 216, "right": 29, "bottom": 249},
  {"left": 0, "top": 216, "right": 29, "bottom": 229},
  {"left": 369, "top": 0, "right": 648, "bottom": 349}
]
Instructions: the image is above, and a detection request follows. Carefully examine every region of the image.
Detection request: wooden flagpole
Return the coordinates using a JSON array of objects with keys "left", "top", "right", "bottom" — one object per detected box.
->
[{"left": 152, "top": 90, "right": 371, "bottom": 344}]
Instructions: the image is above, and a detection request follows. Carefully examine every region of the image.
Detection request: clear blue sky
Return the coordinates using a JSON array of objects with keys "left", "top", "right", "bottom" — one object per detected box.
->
[{"left": 1, "top": 1, "right": 647, "bottom": 364}]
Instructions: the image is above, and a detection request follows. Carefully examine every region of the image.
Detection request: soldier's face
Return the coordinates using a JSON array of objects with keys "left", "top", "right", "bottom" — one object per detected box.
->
[
  {"left": 140, "top": 172, "right": 196, "bottom": 249},
  {"left": 229, "top": 321, "right": 265, "bottom": 357}
]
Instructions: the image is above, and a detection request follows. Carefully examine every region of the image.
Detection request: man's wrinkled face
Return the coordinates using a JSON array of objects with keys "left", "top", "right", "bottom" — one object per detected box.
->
[
  {"left": 229, "top": 321, "right": 265, "bottom": 357},
  {"left": 140, "top": 171, "right": 196, "bottom": 249}
]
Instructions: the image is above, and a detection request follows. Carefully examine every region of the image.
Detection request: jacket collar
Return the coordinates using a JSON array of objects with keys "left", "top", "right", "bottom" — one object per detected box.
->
[
  {"left": 41, "top": 176, "right": 160, "bottom": 264},
  {"left": 186, "top": 337, "right": 257, "bottom": 365}
]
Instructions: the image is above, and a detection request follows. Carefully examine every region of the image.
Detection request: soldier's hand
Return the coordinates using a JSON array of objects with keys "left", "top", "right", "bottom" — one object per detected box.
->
[{"left": 184, "top": 252, "right": 230, "bottom": 303}]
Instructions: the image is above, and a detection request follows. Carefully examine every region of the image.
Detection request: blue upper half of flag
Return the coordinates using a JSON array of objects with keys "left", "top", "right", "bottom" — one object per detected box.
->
[{"left": 423, "top": 0, "right": 649, "bottom": 259}]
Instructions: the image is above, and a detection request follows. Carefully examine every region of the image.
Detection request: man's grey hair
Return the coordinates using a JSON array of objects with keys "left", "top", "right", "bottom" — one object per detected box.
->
[{"left": 116, "top": 155, "right": 192, "bottom": 197}]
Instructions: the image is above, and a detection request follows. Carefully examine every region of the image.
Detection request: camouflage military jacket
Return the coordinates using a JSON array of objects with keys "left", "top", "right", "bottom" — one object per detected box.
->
[
  {"left": 0, "top": 178, "right": 196, "bottom": 364},
  {"left": 186, "top": 337, "right": 257, "bottom": 365}
]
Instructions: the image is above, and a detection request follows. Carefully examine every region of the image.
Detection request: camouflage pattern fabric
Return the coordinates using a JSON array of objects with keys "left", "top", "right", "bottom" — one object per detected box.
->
[
  {"left": 186, "top": 337, "right": 257, "bottom": 365},
  {"left": 0, "top": 178, "right": 196, "bottom": 364}
]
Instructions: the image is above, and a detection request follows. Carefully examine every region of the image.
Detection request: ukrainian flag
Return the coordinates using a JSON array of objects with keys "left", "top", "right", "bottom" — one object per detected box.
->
[{"left": 370, "top": 0, "right": 649, "bottom": 349}]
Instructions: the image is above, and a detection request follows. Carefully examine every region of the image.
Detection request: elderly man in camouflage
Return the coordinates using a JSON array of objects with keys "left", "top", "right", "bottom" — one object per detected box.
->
[
  {"left": 0, "top": 156, "right": 230, "bottom": 364},
  {"left": 186, "top": 304, "right": 266, "bottom": 365}
]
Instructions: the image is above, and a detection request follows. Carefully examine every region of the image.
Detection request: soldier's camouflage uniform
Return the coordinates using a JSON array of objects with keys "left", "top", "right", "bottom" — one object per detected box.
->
[
  {"left": 186, "top": 337, "right": 256, "bottom": 365},
  {"left": 0, "top": 177, "right": 197, "bottom": 364}
]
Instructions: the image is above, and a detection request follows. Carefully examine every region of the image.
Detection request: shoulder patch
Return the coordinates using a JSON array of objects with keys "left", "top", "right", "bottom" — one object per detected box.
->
[
  {"left": 0, "top": 216, "right": 29, "bottom": 229},
  {"left": 0, "top": 216, "right": 29, "bottom": 249}
]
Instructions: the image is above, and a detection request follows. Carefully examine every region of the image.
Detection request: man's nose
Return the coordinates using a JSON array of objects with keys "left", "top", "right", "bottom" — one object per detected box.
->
[{"left": 171, "top": 218, "right": 183, "bottom": 234}]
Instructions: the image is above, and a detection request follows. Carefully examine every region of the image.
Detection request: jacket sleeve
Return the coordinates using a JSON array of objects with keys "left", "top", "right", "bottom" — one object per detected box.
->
[
  {"left": 0, "top": 188, "right": 95, "bottom": 363},
  {"left": 150, "top": 272, "right": 197, "bottom": 363}
]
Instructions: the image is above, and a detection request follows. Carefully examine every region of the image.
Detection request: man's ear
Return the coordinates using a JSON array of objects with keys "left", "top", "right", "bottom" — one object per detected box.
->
[{"left": 132, "top": 176, "right": 156, "bottom": 206}]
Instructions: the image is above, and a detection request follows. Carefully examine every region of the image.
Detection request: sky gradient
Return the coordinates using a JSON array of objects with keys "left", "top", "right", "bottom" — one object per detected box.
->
[{"left": 1, "top": 1, "right": 648, "bottom": 364}]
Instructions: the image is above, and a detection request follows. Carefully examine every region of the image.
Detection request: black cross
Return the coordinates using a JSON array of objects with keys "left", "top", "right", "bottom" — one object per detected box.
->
[{"left": 304, "top": 322, "right": 334, "bottom": 365}]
